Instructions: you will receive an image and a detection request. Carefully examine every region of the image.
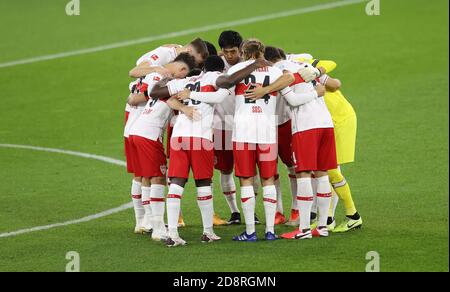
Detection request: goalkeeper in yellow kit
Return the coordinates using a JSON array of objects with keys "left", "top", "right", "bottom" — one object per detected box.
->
[{"left": 289, "top": 53, "right": 363, "bottom": 232}]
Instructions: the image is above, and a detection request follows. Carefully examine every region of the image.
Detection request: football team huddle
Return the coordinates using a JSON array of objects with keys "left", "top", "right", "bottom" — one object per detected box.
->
[{"left": 123, "top": 30, "right": 363, "bottom": 247}]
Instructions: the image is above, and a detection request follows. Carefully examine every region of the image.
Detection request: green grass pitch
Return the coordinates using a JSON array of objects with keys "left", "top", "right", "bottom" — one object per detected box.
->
[{"left": 0, "top": 0, "right": 448, "bottom": 272}]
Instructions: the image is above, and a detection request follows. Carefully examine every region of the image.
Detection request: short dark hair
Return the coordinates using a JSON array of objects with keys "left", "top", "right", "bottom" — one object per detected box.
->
[
  {"left": 205, "top": 41, "right": 218, "bottom": 56},
  {"left": 190, "top": 38, "right": 209, "bottom": 62},
  {"left": 218, "top": 30, "right": 243, "bottom": 49},
  {"left": 174, "top": 53, "right": 196, "bottom": 71},
  {"left": 264, "top": 46, "right": 282, "bottom": 63},
  {"left": 204, "top": 55, "right": 225, "bottom": 72},
  {"left": 187, "top": 68, "right": 203, "bottom": 77},
  {"left": 277, "top": 47, "right": 287, "bottom": 60}
]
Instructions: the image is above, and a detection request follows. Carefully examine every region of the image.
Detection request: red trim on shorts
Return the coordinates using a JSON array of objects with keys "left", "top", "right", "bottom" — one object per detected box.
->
[{"left": 297, "top": 196, "right": 314, "bottom": 201}]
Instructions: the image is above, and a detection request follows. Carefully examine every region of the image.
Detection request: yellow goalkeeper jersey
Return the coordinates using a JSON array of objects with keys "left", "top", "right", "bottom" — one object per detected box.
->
[{"left": 324, "top": 90, "right": 356, "bottom": 124}]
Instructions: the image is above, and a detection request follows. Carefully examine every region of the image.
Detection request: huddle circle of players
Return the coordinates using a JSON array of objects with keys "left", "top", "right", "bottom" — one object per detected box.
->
[{"left": 124, "top": 31, "right": 363, "bottom": 247}]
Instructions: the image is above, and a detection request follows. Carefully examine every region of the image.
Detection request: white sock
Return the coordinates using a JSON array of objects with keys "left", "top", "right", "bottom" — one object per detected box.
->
[
  {"left": 330, "top": 187, "right": 339, "bottom": 219},
  {"left": 274, "top": 178, "right": 284, "bottom": 214},
  {"left": 131, "top": 179, "right": 144, "bottom": 225},
  {"left": 316, "top": 176, "right": 333, "bottom": 228},
  {"left": 240, "top": 185, "right": 255, "bottom": 234},
  {"left": 288, "top": 167, "right": 297, "bottom": 211},
  {"left": 197, "top": 186, "right": 214, "bottom": 234},
  {"left": 167, "top": 184, "right": 184, "bottom": 238},
  {"left": 311, "top": 177, "right": 318, "bottom": 214},
  {"left": 150, "top": 184, "right": 166, "bottom": 232},
  {"left": 221, "top": 173, "right": 239, "bottom": 213},
  {"left": 141, "top": 186, "right": 153, "bottom": 230},
  {"left": 297, "top": 178, "right": 314, "bottom": 231},
  {"left": 263, "top": 185, "right": 277, "bottom": 233}
]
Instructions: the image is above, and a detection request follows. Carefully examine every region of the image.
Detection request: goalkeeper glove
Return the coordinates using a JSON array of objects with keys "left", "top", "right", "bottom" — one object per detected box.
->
[{"left": 298, "top": 63, "right": 321, "bottom": 83}]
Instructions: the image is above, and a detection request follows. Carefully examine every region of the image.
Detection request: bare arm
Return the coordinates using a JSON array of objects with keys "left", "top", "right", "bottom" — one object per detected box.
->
[
  {"left": 166, "top": 97, "right": 201, "bottom": 121},
  {"left": 127, "top": 92, "right": 148, "bottom": 106},
  {"left": 149, "top": 78, "right": 174, "bottom": 100},
  {"left": 280, "top": 84, "right": 325, "bottom": 107},
  {"left": 129, "top": 63, "right": 171, "bottom": 78},
  {"left": 244, "top": 72, "right": 295, "bottom": 99},
  {"left": 178, "top": 88, "right": 231, "bottom": 104},
  {"left": 216, "top": 59, "right": 272, "bottom": 89},
  {"left": 323, "top": 75, "right": 342, "bottom": 92}
]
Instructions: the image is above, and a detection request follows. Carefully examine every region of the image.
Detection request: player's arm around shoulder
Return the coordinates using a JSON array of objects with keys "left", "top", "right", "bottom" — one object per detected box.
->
[
  {"left": 322, "top": 74, "right": 342, "bottom": 92},
  {"left": 216, "top": 59, "right": 271, "bottom": 89},
  {"left": 243, "top": 70, "right": 294, "bottom": 100}
]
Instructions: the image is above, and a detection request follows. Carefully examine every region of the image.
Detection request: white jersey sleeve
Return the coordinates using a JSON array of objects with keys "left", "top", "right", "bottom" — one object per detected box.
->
[
  {"left": 167, "top": 78, "right": 188, "bottom": 96},
  {"left": 136, "top": 46, "right": 179, "bottom": 66}
]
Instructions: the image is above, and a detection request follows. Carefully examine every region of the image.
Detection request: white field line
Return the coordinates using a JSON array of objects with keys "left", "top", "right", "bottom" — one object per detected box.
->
[
  {"left": 0, "top": 144, "right": 131, "bottom": 238},
  {"left": 0, "top": 0, "right": 366, "bottom": 69}
]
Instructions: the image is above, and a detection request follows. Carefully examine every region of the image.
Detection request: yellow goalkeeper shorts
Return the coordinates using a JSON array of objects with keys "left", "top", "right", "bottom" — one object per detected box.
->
[{"left": 333, "top": 115, "right": 357, "bottom": 165}]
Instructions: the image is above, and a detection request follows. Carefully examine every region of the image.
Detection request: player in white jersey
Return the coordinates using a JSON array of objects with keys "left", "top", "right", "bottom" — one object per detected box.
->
[
  {"left": 215, "top": 31, "right": 266, "bottom": 225},
  {"left": 215, "top": 31, "right": 244, "bottom": 225},
  {"left": 124, "top": 53, "right": 196, "bottom": 235},
  {"left": 225, "top": 39, "right": 289, "bottom": 242},
  {"left": 150, "top": 54, "right": 267, "bottom": 246},
  {"left": 246, "top": 52, "right": 337, "bottom": 240},
  {"left": 150, "top": 56, "right": 227, "bottom": 246}
]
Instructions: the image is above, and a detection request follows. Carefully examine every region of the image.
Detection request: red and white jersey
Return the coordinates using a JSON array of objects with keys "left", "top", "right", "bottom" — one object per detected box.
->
[
  {"left": 128, "top": 73, "right": 172, "bottom": 141},
  {"left": 124, "top": 77, "right": 153, "bottom": 138},
  {"left": 276, "top": 60, "right": 333, "bottom": 133},
  {"left": 228, "top": 60, "right": 283, "bottom": 144},
  {"left": 136, "top": 45, "right": 181, "bottom": 66},
  {"left": 167, "top": 71, "right": 222, "bottom": 141},
  {"left": 212, "top": 56, "right": 237, "bottom": 131}
]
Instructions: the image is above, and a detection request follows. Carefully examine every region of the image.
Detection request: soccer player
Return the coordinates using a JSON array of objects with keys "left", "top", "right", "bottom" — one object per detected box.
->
[
  {"left": 126, "top": 53, "right": 196, "bottom": 240},
  {"left": 214, "top": 30, "right": 243, "bottom": 224},
  {"left": 162, "top": 56, "right": 231, "bottom": 246},
  {"left": 125, "top": 39, "right": 208, "bottom": 232},
  {"left": 245, "top": 51, "right": 333, "bottom": 240},
  {"left": 226, "top": 39, "right": 297, "bottom": 241},
  {"left": 286, "top": 53, "right": 363, "bottom": 232}
]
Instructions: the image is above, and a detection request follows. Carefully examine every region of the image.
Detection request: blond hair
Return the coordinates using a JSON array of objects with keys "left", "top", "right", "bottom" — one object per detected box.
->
[{"left": 241, "top": 38, "right": 265, "bottom": 60}]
